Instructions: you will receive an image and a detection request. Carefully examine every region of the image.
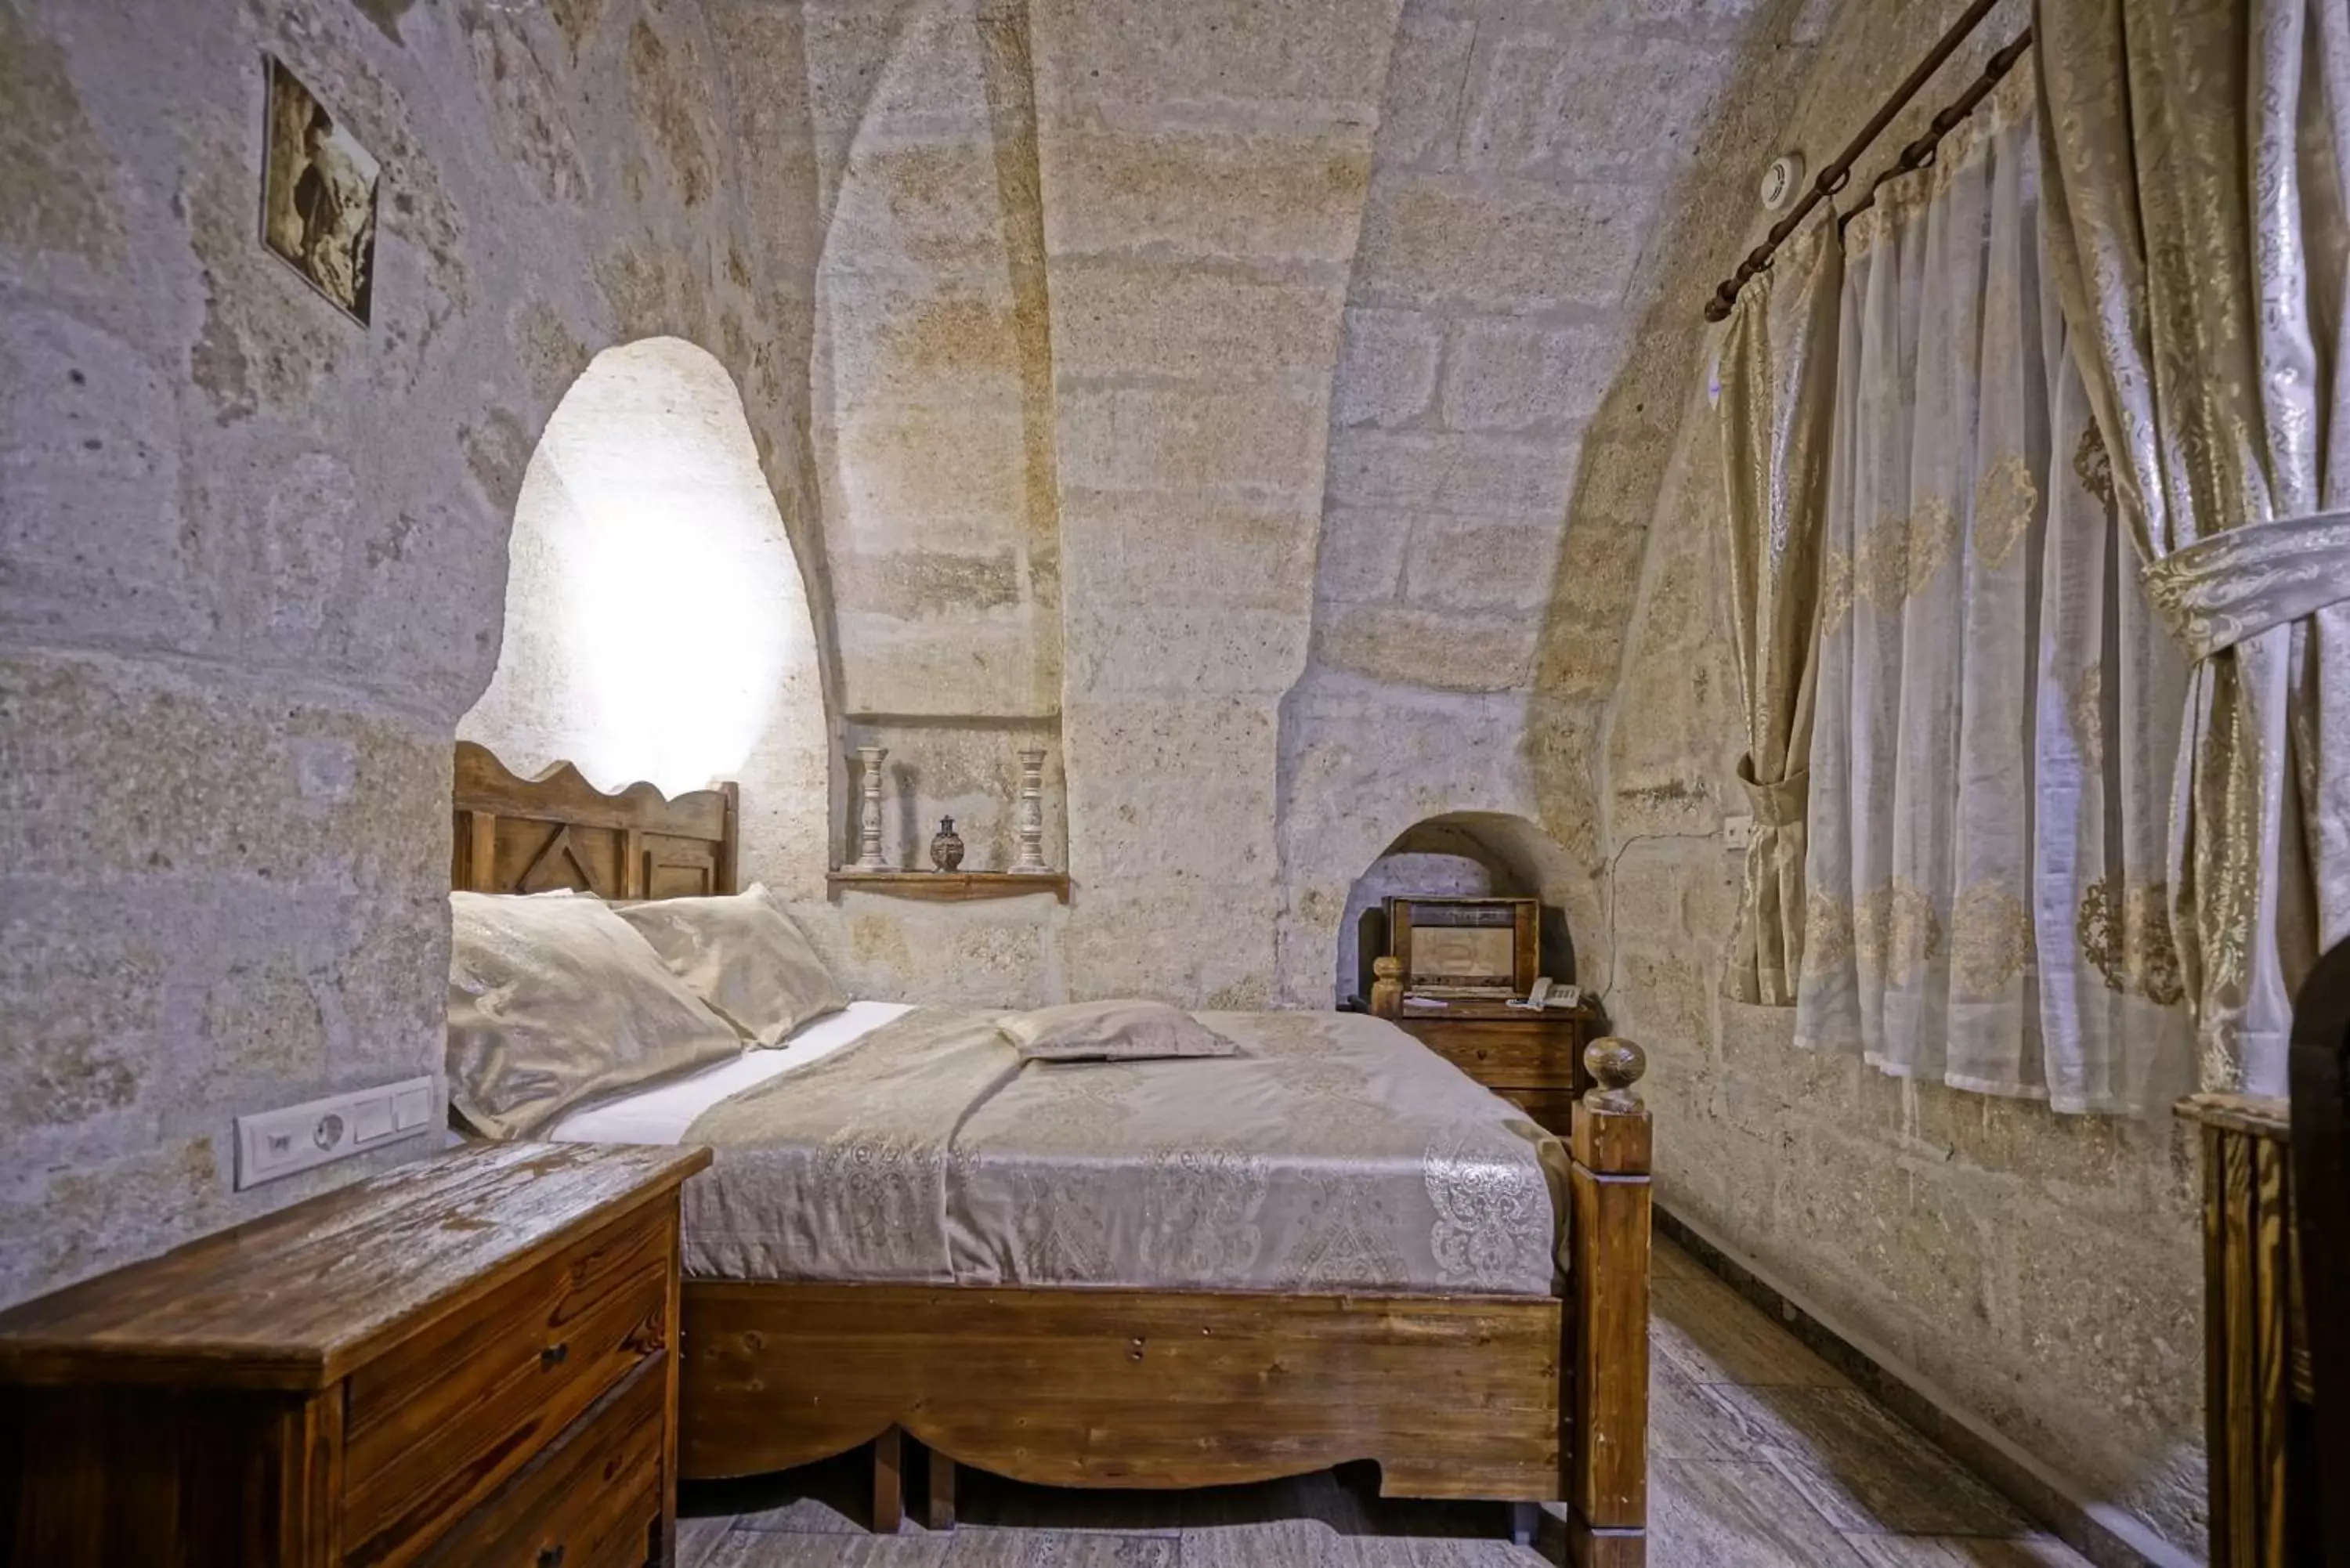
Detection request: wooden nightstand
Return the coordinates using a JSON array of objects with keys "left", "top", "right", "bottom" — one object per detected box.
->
[
  {"left": 0, "top": 1140, "right": 710, "bottom": 1568},
  {"left": 1385, "top": 997, "right": 1598, "bottom": 1136}
]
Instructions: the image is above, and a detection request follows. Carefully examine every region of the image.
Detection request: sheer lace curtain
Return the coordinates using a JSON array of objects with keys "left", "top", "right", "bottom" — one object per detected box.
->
[{"left": 1795, "top": 71, "right": 2195, "bottom": 1113}]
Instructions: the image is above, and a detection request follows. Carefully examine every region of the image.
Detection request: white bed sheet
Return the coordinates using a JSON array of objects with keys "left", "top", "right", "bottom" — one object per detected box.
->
[{"left": 545, "top": 999, "right": 913, "bottom": 1144}]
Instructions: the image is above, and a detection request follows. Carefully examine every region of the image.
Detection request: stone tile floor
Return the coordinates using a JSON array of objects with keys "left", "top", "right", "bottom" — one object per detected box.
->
[{"left": 676, "top": 1237, "right": 2091, "bottom": 1566}]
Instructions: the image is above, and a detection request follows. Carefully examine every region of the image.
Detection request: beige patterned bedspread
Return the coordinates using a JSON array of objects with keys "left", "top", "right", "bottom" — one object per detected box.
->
[{"left": 681, "top": 1007, "right": 1564, "bottom": 1297}]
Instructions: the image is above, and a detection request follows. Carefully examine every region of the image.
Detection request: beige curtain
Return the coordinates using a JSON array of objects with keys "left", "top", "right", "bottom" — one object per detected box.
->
[
  {"left": 2035, "top": 0, "right": 2350, "bottom": 1095},
  {"left": 1717, "top": 219, "right": 1842, "bottom": 1005}
]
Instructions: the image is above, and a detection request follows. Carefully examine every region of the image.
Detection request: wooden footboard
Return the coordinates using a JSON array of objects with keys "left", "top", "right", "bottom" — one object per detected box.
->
[
  {"left": 676, "top": 1039, "right": 1650, "bottom": 1566},
  {"left": 682, "top": 1281, "right": 1563, "bottom": 1498}
]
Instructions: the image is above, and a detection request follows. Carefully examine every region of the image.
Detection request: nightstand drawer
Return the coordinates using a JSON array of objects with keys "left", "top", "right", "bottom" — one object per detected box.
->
[
  {"left": 1399, "top": 1021, "right": 1578, "bottom": 1089},
  {"left": 418, "top": 1350, "right": 665, "bottom": 1568},
  {"left": 1495, "top": 1086, "right": 1577, "bottom": 1136},
  {"left": 342, "top": 1207, "right": 672, "bottom": 1568}
]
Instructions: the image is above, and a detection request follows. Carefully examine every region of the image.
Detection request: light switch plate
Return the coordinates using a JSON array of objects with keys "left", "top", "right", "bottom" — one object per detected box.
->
[
  {"left": 1723, "top": 814, "right": 1755, "bottom": 851},
  {"left": 234, "top": 1076, "right": 436, "bottom": 1190}
]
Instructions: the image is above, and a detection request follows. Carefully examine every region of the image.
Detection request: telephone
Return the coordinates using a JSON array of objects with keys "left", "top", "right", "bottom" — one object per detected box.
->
[{"left": 1513, "top": 977, "right": 1581, "bottom": 1010}]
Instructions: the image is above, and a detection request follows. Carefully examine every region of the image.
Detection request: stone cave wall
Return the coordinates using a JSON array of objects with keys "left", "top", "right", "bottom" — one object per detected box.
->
[
  {"left": 0, "top": 0, "right": 825, "bottom": 1306},
  {"left": 1596, "top": 0, "right": 2206, "bottom": 1555}
]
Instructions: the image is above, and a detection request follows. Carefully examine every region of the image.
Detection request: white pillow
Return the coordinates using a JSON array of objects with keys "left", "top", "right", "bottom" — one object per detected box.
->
[
  {"left": 611, "top": 883, "right": 847, "bottom": 1046},
  {"left": 997, "top": 1000, "right": 1241, "bottom": 1062},
  {"left": 446, "top": 892, "right": 742, "bottom": 1140}
]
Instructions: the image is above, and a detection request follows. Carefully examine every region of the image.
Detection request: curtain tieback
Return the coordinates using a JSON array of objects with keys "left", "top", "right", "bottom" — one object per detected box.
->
[
  {"left": 2139, "top": 508, "right": 2350, "bottom": 662},
  {"left": 1735, "top": 757, "right": 1809, "bottom": 828}
]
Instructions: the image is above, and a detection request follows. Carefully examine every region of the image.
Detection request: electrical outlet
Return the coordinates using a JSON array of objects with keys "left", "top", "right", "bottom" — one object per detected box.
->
[
  {"left": 235, "top": 1077, "right": 436, "bottom": 1190},
  {"left": 1723, "top": 814, "right": 1755, "bottom": 851}
]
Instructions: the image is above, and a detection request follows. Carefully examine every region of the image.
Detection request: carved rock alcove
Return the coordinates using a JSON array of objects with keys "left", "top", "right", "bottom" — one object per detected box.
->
[{"left": 1335, "top": 812, "right": 1579, "bottom": 1009}]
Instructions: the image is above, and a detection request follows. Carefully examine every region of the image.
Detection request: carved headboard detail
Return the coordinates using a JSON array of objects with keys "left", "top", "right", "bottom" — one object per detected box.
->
[{"left": 451, "top": 742, "right": 739, "bottom": 900}]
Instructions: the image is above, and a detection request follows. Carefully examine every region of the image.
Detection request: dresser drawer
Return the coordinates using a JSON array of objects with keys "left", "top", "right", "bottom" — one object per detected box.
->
[
  {"left": 418, "top": 1351, "right": 664, "bottom": 1568},
  {"left": 342, "top": 1207, "right": 673, "bottom": 1568},
  {"left": 1400, "top": 1021, "right": 1579, "bottom": 1089}
]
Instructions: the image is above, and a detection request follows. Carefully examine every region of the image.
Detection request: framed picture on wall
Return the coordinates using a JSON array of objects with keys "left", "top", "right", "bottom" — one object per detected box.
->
[{"left": 259, "top": 55, "right": 380, "bottom": 326}]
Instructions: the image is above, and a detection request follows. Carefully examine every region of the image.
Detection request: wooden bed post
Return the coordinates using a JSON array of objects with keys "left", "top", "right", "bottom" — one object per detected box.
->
[
  {"left": 718, "top": 781, "right": 742, "bottom": 896},
  {"left": 1566, "top": 1036, "right": 1650, "bottom": 1568},
  {"left": 461, "top": 809, "right": 498, "bottom": 893},
  {"left": 1369, "top": 956, "right": 1404, "bottom": 1021}
]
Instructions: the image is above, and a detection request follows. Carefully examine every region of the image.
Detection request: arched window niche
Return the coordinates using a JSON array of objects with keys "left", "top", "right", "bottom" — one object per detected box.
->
[
  {"left": 1336, "top": 812, "right": 1580, "bottom": 1009},
  {"left": 459, "top": 336, "right": 830, "bottom": 891}
]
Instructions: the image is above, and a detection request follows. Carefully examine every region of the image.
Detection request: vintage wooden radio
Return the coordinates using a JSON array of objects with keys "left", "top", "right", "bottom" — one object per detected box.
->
[{"left": 1382, "top": 895, "right": 1541, "bottom": 1002}]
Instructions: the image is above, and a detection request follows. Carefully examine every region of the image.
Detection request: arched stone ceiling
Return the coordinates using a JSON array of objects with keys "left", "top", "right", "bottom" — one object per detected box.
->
[
  {"left": 769, "top": 0, "right": 1845, "bottom": 1004},
  {"left": 1274, "top": 0, "right": 1838, "bottom": 1003}
]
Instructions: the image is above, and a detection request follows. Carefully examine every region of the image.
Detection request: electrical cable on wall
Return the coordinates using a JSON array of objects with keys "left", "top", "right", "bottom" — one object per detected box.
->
[{"left": 1592, "top": 829, "right": 1718, "bottom": 1010}]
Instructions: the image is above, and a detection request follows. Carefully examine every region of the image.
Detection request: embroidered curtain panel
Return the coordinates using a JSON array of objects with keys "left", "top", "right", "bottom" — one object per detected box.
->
[
  {"left": 1717, "top": 219, "right": 1843, "bottom": 1006},
  {"left": 2034, "top": 0, "right": 2350, "bottom": 1097},
  {"left": 1795, "top": 75, "right": 2195, "bottom": 1112}
]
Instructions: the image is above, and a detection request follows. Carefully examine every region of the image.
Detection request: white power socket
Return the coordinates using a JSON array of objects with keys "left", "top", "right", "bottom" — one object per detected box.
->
[
  {"left": 1723, "top": 814, "right": 1755, "bottom": 851},
  {"left": 234, "top": 1077, "right": 436, "bottom": 1190}
]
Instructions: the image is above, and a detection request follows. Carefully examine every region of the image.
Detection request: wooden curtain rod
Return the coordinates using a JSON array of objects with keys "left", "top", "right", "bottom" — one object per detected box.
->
[{"left": 1701, "top": 0, "right": 2012, "bottom": 323}]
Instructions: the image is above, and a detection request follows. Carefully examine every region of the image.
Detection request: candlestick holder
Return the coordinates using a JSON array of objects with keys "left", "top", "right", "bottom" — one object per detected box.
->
[{"left": 853, "top": 744, "right": 890, "bottom": 871}]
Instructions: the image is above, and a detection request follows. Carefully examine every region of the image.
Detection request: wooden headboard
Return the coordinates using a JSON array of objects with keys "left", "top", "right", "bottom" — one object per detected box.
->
[{"left": 451, "top": 741, "right": 739, "bottom": 899}]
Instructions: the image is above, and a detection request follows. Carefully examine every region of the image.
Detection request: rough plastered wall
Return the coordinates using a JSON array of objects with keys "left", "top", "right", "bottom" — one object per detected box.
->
[
  {"left": 1271, "top": 0, "right": 1838, "bottom": 1007},
  {"left": 1596, "top": 0, "right": 2205, "bottom": 1555},
  {"left": 807, "top": 0, "right": 1059, "bottom": 727},
  {"left": 792, "top": 0, "right": 1417, "bottom": 1007},
  {"left": 0, "top": 0, "right": 823, "bottom": 1307},
  {"left": 802, "top": 0, "right": 1068, "bottom": 909},
  {"left": 1032, "top": 0, "right": 1401, "bottom": 1006}
]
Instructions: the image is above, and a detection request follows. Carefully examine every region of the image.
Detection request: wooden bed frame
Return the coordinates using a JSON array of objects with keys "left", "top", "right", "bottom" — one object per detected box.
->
[{"left": 453, "top": 741, "right": 1652, "bottom": 1566}]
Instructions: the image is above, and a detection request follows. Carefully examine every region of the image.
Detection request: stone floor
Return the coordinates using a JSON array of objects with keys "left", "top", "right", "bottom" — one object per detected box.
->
[{"left": 675, "top": 1236, "right": 2092, "bottom": 1566}]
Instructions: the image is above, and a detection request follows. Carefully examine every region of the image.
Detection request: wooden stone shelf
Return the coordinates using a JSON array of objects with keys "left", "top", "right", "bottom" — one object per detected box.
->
[{"left": 827, "top": 869, "right": 1071, "bottom": 904}]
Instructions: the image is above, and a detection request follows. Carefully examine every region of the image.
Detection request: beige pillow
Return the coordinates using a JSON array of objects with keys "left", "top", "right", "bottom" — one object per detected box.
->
[
  {"left": 611, "top": 883, "right": 846, "bottom": 1046},
  {"left": 446, "top": 891, "right": 742, "bottom": 1140},
  {"left": 998, "top": 1000, "right": 1241, "bottom": 1062}
]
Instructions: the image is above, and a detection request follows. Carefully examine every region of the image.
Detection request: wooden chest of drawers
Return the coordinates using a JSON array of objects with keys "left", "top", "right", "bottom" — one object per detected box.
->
[
  {"left": 0, "top": 1140, "right": 710, "bottom": 1568},
  {"left": 1392, "top": 1002, "right": 1598, "bottom": 1135}
]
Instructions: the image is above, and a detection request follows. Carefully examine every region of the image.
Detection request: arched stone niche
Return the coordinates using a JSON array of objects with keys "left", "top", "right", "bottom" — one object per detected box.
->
[
  {"left": 459, "top": 336, "right": 830, "bottom": 895},
  {"left": 1335, "top": 811, "right": 1580, "bottom": 1008}
]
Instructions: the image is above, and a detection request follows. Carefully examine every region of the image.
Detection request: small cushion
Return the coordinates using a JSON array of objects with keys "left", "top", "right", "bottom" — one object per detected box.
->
[
  {"left": 611, "top": 883, "right": 846, "bottom": 1046},
  {"left": 446, "top": 892, "right": 743, "bottom": 1140},
  {"left": 997, "top": 1000, "right": 1241, "bottom": 1062}
]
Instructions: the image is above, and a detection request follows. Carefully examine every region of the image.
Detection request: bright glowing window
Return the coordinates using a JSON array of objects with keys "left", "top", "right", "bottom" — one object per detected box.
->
[{"left": 461, "top": 337, "right": 825, "bottom": 821}]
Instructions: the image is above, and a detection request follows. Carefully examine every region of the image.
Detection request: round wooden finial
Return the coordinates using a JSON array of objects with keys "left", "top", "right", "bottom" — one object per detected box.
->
[
  {"left": 1582, "top": 1036, "right": 1647, "bottom": 1114},
  {"left": 1372, "top": 957, "right": 1401, "bottom": 979}
]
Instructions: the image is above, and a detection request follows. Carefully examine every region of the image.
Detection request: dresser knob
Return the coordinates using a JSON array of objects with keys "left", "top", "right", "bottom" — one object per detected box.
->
[
  {"left": 537, "top": 1545, "right": 566, "bottom": 1568},
  {"left": 540, "top": 1341, "right": 569, "bottom": 1368}
]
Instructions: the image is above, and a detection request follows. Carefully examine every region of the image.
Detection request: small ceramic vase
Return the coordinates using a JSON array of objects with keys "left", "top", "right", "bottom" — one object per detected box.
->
[{"left": 930, "top": 815, "right": 966, "bottom": 873}]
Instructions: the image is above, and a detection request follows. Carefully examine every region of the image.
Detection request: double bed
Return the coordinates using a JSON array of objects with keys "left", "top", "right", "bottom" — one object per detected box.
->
[{"left": 450, "top": 741, "right": 1653, "bottom": 1566}]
